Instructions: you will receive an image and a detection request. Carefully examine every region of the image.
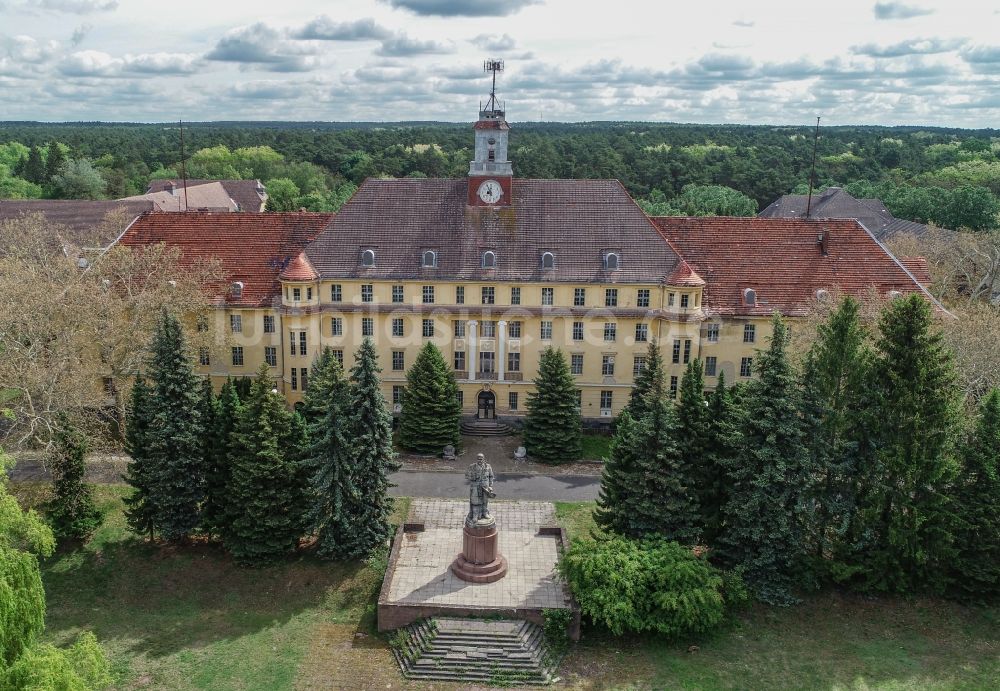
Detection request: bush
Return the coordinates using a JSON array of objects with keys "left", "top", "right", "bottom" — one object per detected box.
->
[{"left": 558, "top": 536, "right": 744, "bottom": 637}]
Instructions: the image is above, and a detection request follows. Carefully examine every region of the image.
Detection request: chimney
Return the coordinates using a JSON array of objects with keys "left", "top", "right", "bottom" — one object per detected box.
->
[
  {"left": 166, "top": 181, "right": 176, "bottom": 196},
  {"left": 817, "top": 228, "right": 829, "bottom": 256}
]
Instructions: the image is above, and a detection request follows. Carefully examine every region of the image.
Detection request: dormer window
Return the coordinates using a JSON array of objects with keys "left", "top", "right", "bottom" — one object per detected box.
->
[
  {"left": 361, "top": 249, "right": 376, "bottom": 267},
  {"left": 482, "top": 250, "right": 497, "bottom": 269},
  {"left": 742, "top": 288, "right": 756, "bottom": 306},
  {"left": 231, "top": 281, "right": 244, "bottom": 300},
  {"left": 816, "top": 288, "right": 830, "bottom": 301},
  {"left": 422, "top": 250, "right": 437, "bottom": 268},
  {"left": 604, "top": 252, "right": 620, "bottom": 271},
  {"left": 888, "top": 290, "right": 903, "bottom": 299},
  {"left": 541, "top": 252, "right": 555, "bottom": 270}
]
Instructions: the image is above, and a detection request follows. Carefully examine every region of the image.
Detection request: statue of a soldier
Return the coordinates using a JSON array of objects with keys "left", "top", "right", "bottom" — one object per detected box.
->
[{"left": 465, "top": 453, "right": 496, "bottom": 526}]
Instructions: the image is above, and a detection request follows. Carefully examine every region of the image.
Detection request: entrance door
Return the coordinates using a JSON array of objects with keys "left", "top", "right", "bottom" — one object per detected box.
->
[{"left": 477, "top": 390, "right": 496, "bottom": 419}]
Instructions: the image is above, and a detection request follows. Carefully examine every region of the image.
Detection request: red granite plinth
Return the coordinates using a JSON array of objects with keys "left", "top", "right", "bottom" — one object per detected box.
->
[{"left": 451, "top": 523, "right": 508, "bottom": 583}]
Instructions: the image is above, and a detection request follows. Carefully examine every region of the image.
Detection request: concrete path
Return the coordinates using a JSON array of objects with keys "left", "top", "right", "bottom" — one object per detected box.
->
[{"left": 390, "top": 470, "right": 600, "bottom": 502}]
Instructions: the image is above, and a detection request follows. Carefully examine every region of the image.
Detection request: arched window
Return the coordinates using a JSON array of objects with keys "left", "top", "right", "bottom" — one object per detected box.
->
[
  {"left": 541, "top": 252, "right": 555, "bottom": 270},
  {"left": 231, "top": 281, "right": 244, "bottom": 299},
  {"left": 742, "top": 287, "right": 756, "bottom": 306},
  {"left": 422, "top": 250, "right": 437, "bottom": 268},
  {"left": 361, "top": 249, "right": 376, "bottom": 267},
  {"left": 482, "top": 250, "right": 497, "bottom": 269},
  {"left": 604, "top": 252, "right": 620, "bottom": 270}
]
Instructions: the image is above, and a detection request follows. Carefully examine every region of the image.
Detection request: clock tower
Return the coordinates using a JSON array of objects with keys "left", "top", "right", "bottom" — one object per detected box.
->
[{"left": 468, "top": 59, "right": 513, "bottom": 207}]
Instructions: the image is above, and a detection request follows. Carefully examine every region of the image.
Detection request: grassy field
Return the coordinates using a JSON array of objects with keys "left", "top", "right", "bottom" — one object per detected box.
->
[
  {"left": 579, "top": 433, "right": 612, "bottom": 462},
  {"left": 13, "top": 486, "right": 1000, "bottom": 690}
]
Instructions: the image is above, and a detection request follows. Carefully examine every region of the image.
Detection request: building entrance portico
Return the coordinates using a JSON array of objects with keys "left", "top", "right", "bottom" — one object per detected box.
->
[{"left": 477, "top": 390, "right": 496, "bottom": 419}]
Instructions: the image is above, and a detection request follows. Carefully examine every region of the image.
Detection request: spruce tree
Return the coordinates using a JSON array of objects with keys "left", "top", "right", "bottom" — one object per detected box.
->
[
  {"left": 225, "top": 365, "right": 307, "bottom": 564},
  {"left": 302, "top": 348, "right": 356, "bottom": 559},
  {"left": 338, "top": 339, "right": 400, "bottom": 559},
  {"left": 146, "top": 310, "right": 206, "bottom": 541},
  {"left": 950, "top": 388, "right": 1000, "bottom": 602},
  {"left": 523, "top": 347, "right": 582, "bottom": 464},
  {"left": 593, "top": 411, "right": 640, "bottom": 536},
  {"left": 123, "top": 377, "right": 157, "bottom": 540},
  {"left": 203, "top": 378, "right": 241, "bottom": 536},
  {"left": 44, "top": 142, "right": 65, "bottom": 183},
  {"left": 676, "top": 359, "right": 712, "bottom": 541},
  {"left": 720, "top": 315, "right": 812, "bottom": 604},
  {"left": 398, "top": 342, "right": 461, "bottom": 453},
  {"left": 700, "top": 372, "right": 741, "bottom": 547},
  {"left": 846, "top": 294, "right": 959, "bottom": 594},
  {"left": 623, "top": 340, "right": 664, "bottom": 423},
  {"left": 23, "top": 145, "right": 45, "bottom": 185},
  {"left": 45, "top": 414, "right": 102, "bottom": 542}
]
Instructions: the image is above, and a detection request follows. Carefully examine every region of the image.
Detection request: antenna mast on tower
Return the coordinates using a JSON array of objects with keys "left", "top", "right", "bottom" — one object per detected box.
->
[
  {"left": 483, "top": 59, "right": 504, "bottom": 114},
  {"left": 179, "top": 119, "right": 190, "bottom": 212},
  {"left": 805, "top": 116, "right": 820, "bottom": 219}
]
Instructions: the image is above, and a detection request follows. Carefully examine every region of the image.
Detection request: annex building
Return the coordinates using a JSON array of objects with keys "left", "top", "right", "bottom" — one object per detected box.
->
[{"left": 116, "top": 83, "right": 935, "bottom": 423}]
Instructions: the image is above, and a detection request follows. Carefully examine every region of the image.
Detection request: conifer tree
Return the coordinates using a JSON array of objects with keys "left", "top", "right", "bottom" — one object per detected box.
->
[
  {"left": 45, "top": 414, "right": 102, "bottom": 542},
  {"left": 44, "top": 142, "right": 65, "bottom": 183},
  {"left": 23, "top": 145, "right": 45, "bottom": 185},
  {"left": 203, "top": 377, "right": 241, "bottom": 536},
  {"left": 523, "top": 347, "right": 582, "bottom": 464},
  {"left": 700, "top": 372, "right": 741, "bottom": 547},
  {"left": 398, "top": 342, "right": 461, "bottom": 453},
  {"left": 302, "top": 348, "right": 356, "bottom": 559},
  {"left": 950, "top": 388, "right": 1000, "bottom": 602},
  {"left": 720, "top": 315, "right": 812, "bottom": 604},
  {"left": 338, "top": 339, "right": 400, "bottom": 559},
  {"left": 123, "top": 377, "right": 157, "bottom": 539},
  {"left": 593, "top": 411, "right": 640, "bottom": 535},
  {"left": 145, "top": 310, "right": 206, "bottom": 541},
  {"left": 623, "top": 340, "right": 664, "bottom": 423},
  {"left": 845, "top": 295, "right": 960, "bottom": 593},
  {"left": 225, "top": 365, "right": 307, "bottom": 564},
  {"left": 676, "top": 359, "right": 713, "bottom": 538}
]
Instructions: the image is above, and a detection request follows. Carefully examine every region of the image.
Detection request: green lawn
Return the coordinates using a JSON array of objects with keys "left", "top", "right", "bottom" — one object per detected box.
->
[
  {"left": 579, "top": 433, "right": 612, "bottom": 462},
  {"left": 14, "top": 487, "right": 1000, "bottom": 690}
]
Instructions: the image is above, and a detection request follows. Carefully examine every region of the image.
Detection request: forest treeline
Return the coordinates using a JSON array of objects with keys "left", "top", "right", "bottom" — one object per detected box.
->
[{"left": 1, "top": 121, "right": 999, "bottom": 227}]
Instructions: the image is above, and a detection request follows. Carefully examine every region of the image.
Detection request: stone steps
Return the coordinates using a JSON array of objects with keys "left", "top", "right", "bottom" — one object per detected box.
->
[
  {"left": 391, "top": 617, "right": 560, "bottom": 685},
  {"left": 460, "top": 420, "right": 514, "bottom": 436}
]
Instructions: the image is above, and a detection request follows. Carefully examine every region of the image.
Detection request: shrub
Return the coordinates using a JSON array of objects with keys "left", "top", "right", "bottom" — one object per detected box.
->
[{"left": 558, "top": 536, "right": 743, "bottom": 637}]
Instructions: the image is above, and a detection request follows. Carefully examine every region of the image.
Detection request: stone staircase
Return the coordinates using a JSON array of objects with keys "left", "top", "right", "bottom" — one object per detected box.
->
[
  {"left": 391, "top": 618, "right": 560, "bottom": 685},
  {"left": 460, "top": 419, "right": 514, "bottom": 436}
]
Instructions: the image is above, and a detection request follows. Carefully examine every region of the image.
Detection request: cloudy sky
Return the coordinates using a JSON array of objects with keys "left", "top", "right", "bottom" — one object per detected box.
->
[{"left": 1, "top": 0, "right": 998, "bottom": 126}]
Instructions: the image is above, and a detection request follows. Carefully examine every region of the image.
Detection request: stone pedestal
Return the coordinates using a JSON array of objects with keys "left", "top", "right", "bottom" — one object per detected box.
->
[{"left": 451, "top": 522, "right": 508, "bottom": 583}]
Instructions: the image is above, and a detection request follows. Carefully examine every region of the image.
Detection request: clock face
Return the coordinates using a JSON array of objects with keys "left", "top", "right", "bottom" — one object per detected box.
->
[{"left": 477, "top": 179, "right": 503, "bottom": 204}]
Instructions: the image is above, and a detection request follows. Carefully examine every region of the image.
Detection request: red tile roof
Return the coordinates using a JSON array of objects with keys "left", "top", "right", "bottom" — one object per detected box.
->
[
  {"left": 900, "top": 256, "right": 931, "bottom": 286},
  {"left": 279, "top": 252, "right": 318, "bottom": 281},
  {"left": 651, "top": 216, "right": 937, "bottom": 317},
  {"left": 117, "top": 211, "right": 333, "bottom": 307},
  {"left": 666, "top": 259, "right": 705, "bottom": 287}
]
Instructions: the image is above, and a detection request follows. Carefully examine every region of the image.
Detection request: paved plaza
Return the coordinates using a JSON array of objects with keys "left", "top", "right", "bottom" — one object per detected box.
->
[{"left": 384, "top": 499, "right": 571, "bottom": 611}]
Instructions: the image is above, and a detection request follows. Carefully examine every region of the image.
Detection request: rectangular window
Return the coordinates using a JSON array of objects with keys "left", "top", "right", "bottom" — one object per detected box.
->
[
  {"left": 292, "top": 287, "right": 301, "bottom": 302},
  {"left": 392, "top": 350, "right": 404, "bottom": 371},
  {"left": 573, "top": 321, "right": 584, "bottom": 341},
  {"left": 705, "top": 356, "right": 717, "bottom": 376},
  {"left": 576, "top": 389, "right": 582, "bottom": 409},
  {"left": 670, "top": 375, "right": 678, "bottom": 399},
  {"left": 681, "top": 293, "right": 689, "bottom": 308},
  {"left": 509, "top": 392, "right": 518, "bottom": 410},
  {"left": 289, "top": 330, "right": 297, "bottom": 356},
  {"left": 332, "top": 349, "right": 343, "bottom": 366},
  {"left": 541, "top": 287, "right": 554, "bottom": 306},
  {"left": 508, "top": 321, "right": 521, "bottom": 338},
  {"left": 668, "top": 292, "right": 676, "bottom": 307},
  {"left": 744, "top": 323, "right": 756, "bottom": 343},
  {"left": 507, "top": 351, "right": 521, "bottom": 372},
  {"left": 362, "top": 318, "right": 374, "bottom": 337},
  {"left": 633, "top": 356, "right": 646, "bottom": 376},
  {"left": 481, "top": 321, "right": 496, "bottom": 338},
  {"left": 707, "top": 323, "right": 720, "bottom": 342},
  {"left": 392, "top": 318, "right": 404, "bottom": 337},
  {"left": 230, "top": 314, "right": 242, "bottom": 333},
  {"left": 453, "top": 320, "right": 466, "bottom": 338},
  {"left": 291, "top": 368, "right": 297, "bottom": 391},
  {"left": 637, "top": 289, "right": 650, "bottom": 308},
  {"left": 479, "top": 351, "right": 495, "bottom": 374},
  {"left": 199, "top": 347, "right": 210, "bottom": 366},
  {"left": 331, "top": 317, "right": 343, "bottom": 336},
  {"left": 197, "top": 316, "right": 208, "bottom": 332},
  {"left": 422, "top": 285, "right": 434, "bottom": 304},
  {"left": 307, "top": 287, "right": 313, "bottom": 301},
  {"left": 454, "top": 350, "right": 466, "bottom": 371},
  {"left": 600, "top": 390, "right": 613, "bottom": 410},
  {"left": 540, "top": 320, "right": 553, "bottom": 340},
  {"left": 672, "top": 339, "right": 681, "bottom": 364},
  {"left": 574, "top": 288, "right": 586, "bottom": 306},
  {"left": 510, "top": 287, "right": 520, "bottom": 305},
  {"left": 331, "top": 284, "right": 342, "bottom": 302},
  {"left": 232, "top": 346, "right": 244, "bottom": 366},
  {"left": 422, "top": 319, "right": 434, "bottom": 338},
  {"left": 457, "top": 390, "right": 464, "bottom": 406},
  {"left": 263, "top": 315, "right": 274, "bottom": 333},
  {"left": 635, "top": 323, "right": 648, "bottom": 342},
  {"left": 392, "top": 285, "right": 404, "bottom": 303},
  {"left": 361, "top": 284, "right": 373, "bottom": 303},
  {"left": 602, "top": 355, "right": 615, "bottom": 376},
  {"left": 604, "top": 322, "right": 616, "bottom": 342},
  {"left": 393, "top": 385, "right": 404, "bottom": 405},
  {"left": 482, "top": 286, "right": 495, "bottom": 305},
  {"left": 683, "top": 339, "right": 691, "bottom": 364},
  {"left": 741, "top": 357, "right": 753, "bottom": 377},
  {"left": 456, "top": 286, "right": 465, "bottom": 304},
  {"left": 605, "top": 288, "right": 618, "bottom": 307},
  {"left": 571, "top": 353, "right": 584, "bottom": 375},
  {"left": 299, "top": 331, "right": 307, "bottom": 357},
  {"left": 265, "top": 346, "right": 277, "bottom": 367},
  {"left": 301, "top": 367, "right": 308, "bottom": 391}
]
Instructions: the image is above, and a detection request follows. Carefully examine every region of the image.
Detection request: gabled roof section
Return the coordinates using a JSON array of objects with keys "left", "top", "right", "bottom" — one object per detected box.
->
[
  {"left": 146, "top": 179, "right": 268, "bottom": 212},
  {"left": 121, "top": 181, "right": 238, "bottom": 212},
  {"left": 900, "top": 256, "right": 932, "bottom": 285},
  {"left": 306, "top": 178, "right": 682, "bottom": 284},
  {"left": 0, "top": 199, "right": 154, "bottom": 249},
  {"left": 652, "top": 216, "right": 936, "bottom": 317},
  {"left": 116, "top": 211, "right": 333, "bottom": 307},
  {"left": 279, "top": 252, "right": 318, "bottom": 281}
]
